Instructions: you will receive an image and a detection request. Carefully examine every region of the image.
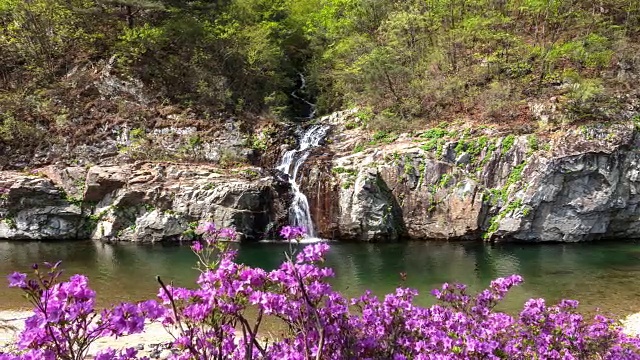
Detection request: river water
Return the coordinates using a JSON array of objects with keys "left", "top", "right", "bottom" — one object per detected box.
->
[{"left": 0, "top": 240, "right": 639, "bottom": 318}]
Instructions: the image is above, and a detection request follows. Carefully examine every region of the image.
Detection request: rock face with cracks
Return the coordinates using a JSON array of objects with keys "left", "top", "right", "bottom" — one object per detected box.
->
[
  {"left": 3, "top": 107, "right": 640, "bottom": 243},
  {"left": 299, "top": 111, "right": 640, "bottom": 242},
  {"left": 0, "top": 163, "right": 290, "bottom": 242}
]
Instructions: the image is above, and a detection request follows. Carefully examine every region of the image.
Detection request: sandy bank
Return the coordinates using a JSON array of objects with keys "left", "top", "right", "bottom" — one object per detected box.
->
[
  {"left": 622, "top": 312, "right": 640, "bottom": 337},
  {"left": 0, "top": 310, "right": 174, "bottom": 358}
]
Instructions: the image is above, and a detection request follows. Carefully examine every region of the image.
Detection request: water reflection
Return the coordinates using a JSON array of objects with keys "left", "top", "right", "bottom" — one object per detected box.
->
[{"left": 0, "top": 240, "right": 638, "bottom": 317}]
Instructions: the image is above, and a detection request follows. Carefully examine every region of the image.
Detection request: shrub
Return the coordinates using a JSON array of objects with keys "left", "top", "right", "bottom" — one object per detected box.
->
[
  {"left": 2, "top": 224, "right": 640, "bottom": 359},
  {"left": 501, "top": 134, "right": 516, "bottom": 154}
]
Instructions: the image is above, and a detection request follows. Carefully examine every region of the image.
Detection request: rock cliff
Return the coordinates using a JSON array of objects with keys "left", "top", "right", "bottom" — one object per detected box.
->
[
  {"left": 3, "top": 106, "right": 640, "bottom": 242},
  {"left": 299, "top": 111, "right": 640, "bottom": 242},
  {"left": 0, "top": 63, "right": 295, "bottom": 242},
  {"left": 0, "top": 163, "right": 289, "bottom": 242}
]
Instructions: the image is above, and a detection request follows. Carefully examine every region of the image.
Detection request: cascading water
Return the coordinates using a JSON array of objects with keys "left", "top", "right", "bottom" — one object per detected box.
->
[
  {"left": 276, "top": 124, "right": 330, "bottom": 238},
  {"left": 290, "top": 73, "right": 317, "bottom": 119}
]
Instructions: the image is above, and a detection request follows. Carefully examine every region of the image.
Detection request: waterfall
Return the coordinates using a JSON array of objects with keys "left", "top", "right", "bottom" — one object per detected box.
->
[
  {"left": 290, "top": 73, "right": 317, "bottom": 119},
  {"left": 276, "top": 124, "right": 330, "bottom": 238}
]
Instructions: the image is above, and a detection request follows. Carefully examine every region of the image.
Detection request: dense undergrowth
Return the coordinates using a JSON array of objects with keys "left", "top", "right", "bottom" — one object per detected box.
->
[{"left": 1, "top": 0, "right": 640, "bottom": 148}]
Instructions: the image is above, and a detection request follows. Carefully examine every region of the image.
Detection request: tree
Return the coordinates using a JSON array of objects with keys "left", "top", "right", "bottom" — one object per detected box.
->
[{"left": 99, "top": 0, "right": 165, "bottom": 28}]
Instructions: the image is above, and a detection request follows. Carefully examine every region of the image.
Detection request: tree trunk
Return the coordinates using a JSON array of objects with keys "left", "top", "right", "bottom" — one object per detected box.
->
[{"left": 126, "top": 5, "right": 134, "bottom": 28}]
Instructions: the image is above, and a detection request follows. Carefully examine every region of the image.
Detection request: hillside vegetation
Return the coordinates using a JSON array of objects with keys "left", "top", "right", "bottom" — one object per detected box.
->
[{"left": 1, "top": 0, "right": 640, "bottom": 143}]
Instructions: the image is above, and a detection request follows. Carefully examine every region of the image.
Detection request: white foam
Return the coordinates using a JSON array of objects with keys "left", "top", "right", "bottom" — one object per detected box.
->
[{"left": 258, "top": 237, "right": 332, "bottom": 244}]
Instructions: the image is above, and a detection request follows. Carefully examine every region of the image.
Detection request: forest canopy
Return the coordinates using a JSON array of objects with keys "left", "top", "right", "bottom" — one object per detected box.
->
[{"left": 1, "top": 0, "right": 639, "bottom": 132}]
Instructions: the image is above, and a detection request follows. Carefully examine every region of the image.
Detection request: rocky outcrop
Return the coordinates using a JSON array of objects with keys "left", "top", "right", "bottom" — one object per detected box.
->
[
  {"left": 0, "top": 58, "right": 292, "bottom": 171},
  {"left": 495, "top": 127, "right": 640, "bottom": 242},
  {"left": 0, "top": 172, "right": 86, "bottom": 240},
  {"left": 338, "top": 168, "right": 405, "bottom": 242},
  {"left": 4, "top": 103, "right": 640, "bottom": 243},
  {"left": 0, "top": 163, "right": 290, "bottom": 242},
  {"left": 300, "top": 111, "right": 640, "bottom": 242}
]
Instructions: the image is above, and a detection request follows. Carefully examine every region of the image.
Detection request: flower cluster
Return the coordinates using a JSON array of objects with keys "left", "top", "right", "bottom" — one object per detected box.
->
[
  {"left": 191, "top": 222, "right": 238, "bottom": 272},
  {"left": 280, "top": 225, "right": 307, "bottom": 240},
  {"left": 1, "top": 224, "right": 639, "bottom": 359},
  {"left": 195, "top": 222, "right": 237, "bottom": 243},
  {"left": 2, "top": 261, "right": 160, "bottom": 360}
]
